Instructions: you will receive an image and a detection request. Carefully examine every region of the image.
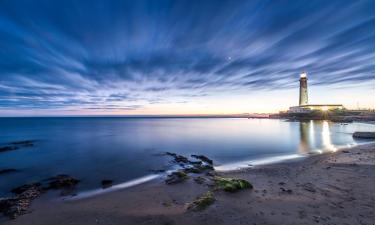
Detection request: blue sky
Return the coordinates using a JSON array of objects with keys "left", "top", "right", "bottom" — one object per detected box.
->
[{"left": 0, "top": 0, "right": 374, "bottom": 115}]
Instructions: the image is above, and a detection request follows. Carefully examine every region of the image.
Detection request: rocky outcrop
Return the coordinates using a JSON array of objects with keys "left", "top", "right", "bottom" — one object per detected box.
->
[
  {"left": 45, "top": 175, "right": 80, "bottom": 196},
  {"left": 183, "top": 164, "right": 214, "bottom": 174},
  {"left": 165, "top": 171, "right": 189, "bottom": 184},
  {"left": 0, "top": 140, "right": 36, "bottom": 153},
  {"left": 191, "top": 155, "right": 213, "bottom": 165},
  {"left": 45, "top": 174, "right": 80, "bottom": 189},
  {"left": 164, "top": 152, "right": 215, "bottom": 184},
  {"left": 165, "top": 152, "right": 190, "bottom": 163},
  {"left": 1, "top": 175, "right": 80, "bottom": 219},
  {"left": 1, "top": 183, "right": 43, "bottom": 219},
  {"left": 101, "top": 180, "right": 113, "bottom": 189},
  {"left": 0, "top": 169, "right": 18, "bottom": 175}
]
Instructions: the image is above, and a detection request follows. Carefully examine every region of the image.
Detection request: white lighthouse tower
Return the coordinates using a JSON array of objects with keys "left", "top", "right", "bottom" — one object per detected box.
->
[
  {"left": 287, "top": 71, "right": 344, "bottom": 113},
  {"left": 299, "top": 71, "right": 308, "bottom": 106}
]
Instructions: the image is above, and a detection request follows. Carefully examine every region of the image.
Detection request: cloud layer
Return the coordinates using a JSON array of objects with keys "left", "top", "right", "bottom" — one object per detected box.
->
[{"left": 0, "top": 0, "right": 374, "bottom": 113}]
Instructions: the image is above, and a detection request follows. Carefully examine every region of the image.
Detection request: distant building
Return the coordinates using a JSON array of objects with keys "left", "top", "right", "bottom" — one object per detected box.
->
[{"left": 288, "top": 72, "right": 343, "bottom": 113}]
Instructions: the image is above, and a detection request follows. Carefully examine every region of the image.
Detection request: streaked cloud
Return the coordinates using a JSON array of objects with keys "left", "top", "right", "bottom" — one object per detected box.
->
[{"left": 0, "top": 0, "right": 374, "bottom": 113}]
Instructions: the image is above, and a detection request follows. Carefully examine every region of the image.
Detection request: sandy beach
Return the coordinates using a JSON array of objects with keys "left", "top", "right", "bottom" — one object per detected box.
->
[{"left": 1, "top": 143, "right": 374, "bottom": 225}]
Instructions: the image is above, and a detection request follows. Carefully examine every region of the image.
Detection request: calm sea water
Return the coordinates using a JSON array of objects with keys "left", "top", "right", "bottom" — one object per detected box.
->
[{"left": 1, "top": 117, "right": 374, "bottom": 196}]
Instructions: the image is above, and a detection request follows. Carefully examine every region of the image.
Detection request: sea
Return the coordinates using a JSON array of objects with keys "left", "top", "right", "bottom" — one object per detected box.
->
[{"left": 1, "top": 117, "right": 374, "bottom": 197}]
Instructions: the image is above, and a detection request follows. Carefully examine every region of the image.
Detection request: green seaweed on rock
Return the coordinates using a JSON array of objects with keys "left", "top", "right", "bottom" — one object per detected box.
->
[
  {"left": 188, "top": 191, "right": 215, "bottom": 211},
  {"left": 214, "top": 177, "right": 253, "bottom": 192}
]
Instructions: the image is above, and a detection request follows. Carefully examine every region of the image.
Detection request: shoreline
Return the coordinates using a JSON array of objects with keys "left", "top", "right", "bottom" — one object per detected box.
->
[
  {"left": 64, "top": 139, "right": 373, "bottom": 200},
  {"left": 2, "top": 143, "right": 375, "bottom": 225}
]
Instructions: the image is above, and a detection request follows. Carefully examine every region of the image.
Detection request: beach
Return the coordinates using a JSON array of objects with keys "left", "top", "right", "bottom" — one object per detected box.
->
[{"left": 2, "top": 143, "right": 375, "bottom": 225}]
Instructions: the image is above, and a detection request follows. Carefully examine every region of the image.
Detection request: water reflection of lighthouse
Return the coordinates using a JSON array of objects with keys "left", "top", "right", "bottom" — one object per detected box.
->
[
  {"left": 298, "top": 120, "right": 336, "bottom": 154},
  {"left": 298, "top": 121, "right": 313, "bottom": 154}
]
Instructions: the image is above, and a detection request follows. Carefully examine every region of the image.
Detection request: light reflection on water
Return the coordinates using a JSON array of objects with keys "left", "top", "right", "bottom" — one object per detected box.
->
[{"left": 0, "top": 118, "right": 374, "bottom": 195}]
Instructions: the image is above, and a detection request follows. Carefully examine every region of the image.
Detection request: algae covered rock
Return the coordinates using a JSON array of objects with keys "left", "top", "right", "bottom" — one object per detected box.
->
[
  {"left": 165, "top": 171, "right": 189, "bottom": 184},
  {"left": 214, "top": 177, "right": 253, "bottom": 192},
  {"left": 188, "top": 191, "right": 215, "bottom": 211}
]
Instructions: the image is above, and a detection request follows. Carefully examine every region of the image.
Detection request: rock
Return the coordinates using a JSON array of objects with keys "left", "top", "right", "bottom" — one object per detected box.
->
[
  {"left": 9, "top": 140, "right": 35, "bottom": 147},
  {"left": 205, "top": 171, "right": 216, "bottom": 177},
  {"left": 0, "top": 146, "right": 18, "bottom": 152},
  {"left": 46, "top": 174, "right": 80, "bottom": 189},
  {"left": 101, "top": 180, "right": 113, "bottom": 189},
  {"left": 45, "top": 175, "right": 80, "bottom": 195},
  {"left": 194, "top": 176, "right": 206, "bottom": 184},
  {"left": 191, "top": 155, "right": 213, "bottom": 165},
  {"left": 11, "top": 183, "right": 42, "bottom": 195},
  {"left": 0, "top": 197, "right": 24, "bottom": 219},
  {"left": 302, "top": 183, "right": 316, "bottom": 193},
  {"left": 2, "top": 174, "right": 79, "bottom": 218},
  {"left": 214, "top": 177, "right": 253, "bottom": 192},
  {"left": 0, "top": 169, "right": 18, "bottom": 175},
  {"left": 187, "top": 191, "right": 215, "bottom": 211},
  {"left": 165, "top": 171, "right": 189, "bottom": 184},
  {"left": 150, "top": 169, "right": 166, "bottom": 173},
  {"left": 353, "top": 132, "right": 375, "bottom": 139},
  {"left": 165, "top": 152, "right": 190, "bottom": 163},
  {"left": 183, "top": 164, "right": 214, "bottom": 174},
  {"left": 0, "top": 140, "right": 35, "bottom": 153},
  {"left": 2, "top": 183, "right": 43, "bottom": 219},
  {"left": 280, "top": 187, "right": 293, "bottom": 194}
]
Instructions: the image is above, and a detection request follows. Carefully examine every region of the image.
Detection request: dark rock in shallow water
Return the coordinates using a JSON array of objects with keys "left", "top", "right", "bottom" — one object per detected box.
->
[
  {"left": 11, "top": 183, "right": 42, "bottom": 195},
  {"left": 0, "top": 169, "right": 18, "bottom": 175},
  {"left": 2, "top": 183, "right": 43, "bottom": 219},
  {"left": 0, "top": 146, "right": 18, "bottom": 152},
  {"left": 101, "top": 180, "right": 113, "bottom": 189},
  {"left": 353, "top": 132, "right": 375, "bottom": 139},
  {"left": 165, "top": 152, "right": 190, "bottom": 163},
  {"left": 45, "top": 175, "right": 80, "bottom": 195},
  {"left": 150, "top": 169, "right": 166, "bottom": 173},
  {"left": 191, "top": 155, "right": 213, "bottom": 165},
  {"left": 165, "top": 171, "right": 189, "bottom": 184},
  {"left": 2, "top": 174, "right": 79, "bottom": 219},
  {"left": 0, "top": 140, "right": 36, "bottom": 153},
  {"left": 9, "top": 140, "right": 35, "bottom": 147},
  {"left": 183, "top": 164, "right": 214, "bottom": 174},
  {"left": 46, "top": 174, "right": 80, "bottom": 189}
]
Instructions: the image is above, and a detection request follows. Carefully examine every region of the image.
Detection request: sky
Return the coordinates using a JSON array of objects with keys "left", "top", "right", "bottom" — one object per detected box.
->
[{"left": 0, "top": 0, "right": 374, "bottom": 116}]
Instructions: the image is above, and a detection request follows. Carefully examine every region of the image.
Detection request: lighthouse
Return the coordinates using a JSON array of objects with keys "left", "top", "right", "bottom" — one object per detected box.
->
[
  {"left": 299, "top": 71, "right": 308, "bottom": 106},
  {"left": 287, "top": 71, "right": 343, "bottom": 113}
]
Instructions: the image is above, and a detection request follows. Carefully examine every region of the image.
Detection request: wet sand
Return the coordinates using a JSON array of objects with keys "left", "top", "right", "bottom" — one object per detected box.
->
[{"left": 3, "top": 143, "right": 375, "bottom": 225}]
